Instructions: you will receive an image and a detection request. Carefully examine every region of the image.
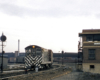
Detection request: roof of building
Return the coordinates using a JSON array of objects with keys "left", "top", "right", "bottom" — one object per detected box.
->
[
  {"left": 79, "top": 29, "right": 100, "bottom": 36},
  {"left": 53, "top": 53, "right": 78, "bottom": 57},
  {"left": 0, "top": 52, "right": 15, "bottom": 58},
  {"left": 0, "top": 55, "right": 8, "bottom": 58},
  {"left": 19, "top": 53, "right": 25, "bottom": 56},
  {"left": 0, "top": 52, "right": 78, "bottom": 58}
]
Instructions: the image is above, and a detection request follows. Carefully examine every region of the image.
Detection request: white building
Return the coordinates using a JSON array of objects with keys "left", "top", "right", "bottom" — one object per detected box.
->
[{"left": 0, "top": 55, "right": 8, "bottom": 69}]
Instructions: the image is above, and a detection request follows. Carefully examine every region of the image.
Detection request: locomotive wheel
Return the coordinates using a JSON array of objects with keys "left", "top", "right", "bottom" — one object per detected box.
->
[
  {"left": 43, "top": 64, "right": 48, "bottom": 69},
  {"left": 48, "top": 64, "right": 52, "bottom": 68}
]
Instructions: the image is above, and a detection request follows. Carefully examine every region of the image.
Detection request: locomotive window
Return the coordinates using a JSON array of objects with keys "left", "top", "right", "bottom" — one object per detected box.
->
[
  {"left": 29, "top": 49, "right": 31, "bottom": 53},
  {"left": 36, "top": 48, "right": 41, "bottom": 55},
  {"left": 25, "top": 49, "right": 29, "bottom": 55},
  {"left": 25, "top": 48, "right": 32, "bottom": 55},
  {"left": 36, "top": 48, "right": 41, "bottom": 51},
  {"left": 25, "top": 49, "right": 28, "bottom": 53}
]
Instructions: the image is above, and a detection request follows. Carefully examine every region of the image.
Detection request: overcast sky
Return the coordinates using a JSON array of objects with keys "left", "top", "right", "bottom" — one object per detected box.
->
[{"left": 0, "top": 0, "right": 100, "bottom": 53}]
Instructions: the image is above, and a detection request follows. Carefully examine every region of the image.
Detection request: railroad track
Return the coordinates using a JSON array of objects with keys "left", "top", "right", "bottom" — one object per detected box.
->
[{"left": 0, "top": 64, "right": 60, "bottom": 79}]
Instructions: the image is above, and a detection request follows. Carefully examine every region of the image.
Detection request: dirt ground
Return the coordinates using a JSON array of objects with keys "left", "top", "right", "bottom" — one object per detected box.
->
[
  {"left": 52, "top": 63, "right": 100, "bottom": 80},
  {"left": 52, "top": 72, "right": 82, "bottom": 80},
  {"left": 52, "top": 63, "right": 79, "bottom": 80},
  {"left": 0, "top": 63, "right": 72, "bottom": 80},
  {"left": 1, "top": 63, "right": 100, "bottom": 80}
]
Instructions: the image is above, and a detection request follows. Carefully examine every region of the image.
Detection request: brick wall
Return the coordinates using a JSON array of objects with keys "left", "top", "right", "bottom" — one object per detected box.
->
[{"left": 83, "top": 46, "right": 100, "bottom": 63}]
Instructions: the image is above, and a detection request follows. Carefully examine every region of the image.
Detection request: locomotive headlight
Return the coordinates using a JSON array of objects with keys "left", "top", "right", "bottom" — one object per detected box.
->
[{"left": 32, "top": 46, "right": 35, "bottom": 48}]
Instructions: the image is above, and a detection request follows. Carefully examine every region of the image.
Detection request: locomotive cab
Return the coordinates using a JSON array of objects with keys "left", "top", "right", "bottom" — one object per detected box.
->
[{"left": 25, "top": 46, "right": 42, "bottom": 56}]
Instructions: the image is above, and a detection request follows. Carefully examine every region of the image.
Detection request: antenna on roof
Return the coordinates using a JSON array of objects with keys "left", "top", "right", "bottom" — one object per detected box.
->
[{"left": 18, "top": 39, "right": 20, "bottom": 56}]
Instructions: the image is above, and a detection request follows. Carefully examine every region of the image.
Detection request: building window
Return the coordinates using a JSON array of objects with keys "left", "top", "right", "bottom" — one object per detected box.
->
[
  {"left": 90, "top": 65, "right": 95, "bottom": 69},
  {"left": 88, "top": 49, "right": 95, "bottom": 60},
  {"left": 86, "top": 35, "right": 93, "bottom": 41},
  {"left": 94, "top": 35, "right": 100, "bottom": 41}
]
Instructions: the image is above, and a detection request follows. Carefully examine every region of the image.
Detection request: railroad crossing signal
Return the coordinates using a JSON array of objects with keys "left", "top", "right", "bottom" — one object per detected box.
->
[{"left": 1, "top": 33, "right": 7, "bottom": 42}]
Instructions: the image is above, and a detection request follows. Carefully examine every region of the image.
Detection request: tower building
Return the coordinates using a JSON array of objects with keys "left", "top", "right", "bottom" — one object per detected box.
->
[{"left": 77, "top": 29, "right": 100, "bottom": 73}]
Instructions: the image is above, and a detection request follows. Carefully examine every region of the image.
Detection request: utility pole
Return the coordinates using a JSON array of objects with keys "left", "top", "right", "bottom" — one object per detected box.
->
[
  {"left": 1, "top": 38, "right": 3, "bottom": 73},
  {"left": 0, "top": 33, "right": 7, "bottom": 73},
  {"left": 62, "top": 50, "right": 64, "bottom": 65}
]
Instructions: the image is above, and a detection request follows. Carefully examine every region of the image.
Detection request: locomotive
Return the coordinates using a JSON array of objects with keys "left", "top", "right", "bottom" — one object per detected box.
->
[{"left": 24, "top": 45, "right": 53, "bottom": 70}]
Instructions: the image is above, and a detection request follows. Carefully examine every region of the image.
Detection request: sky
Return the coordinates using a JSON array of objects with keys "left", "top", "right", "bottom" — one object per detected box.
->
[{"left": 0, "top": 0, "right": 100, "bottom": 53}]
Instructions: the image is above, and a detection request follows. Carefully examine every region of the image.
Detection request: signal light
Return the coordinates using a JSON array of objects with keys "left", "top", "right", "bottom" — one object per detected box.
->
[{"left": 32, "top": 46, "right": 35, "bottom": 48}]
